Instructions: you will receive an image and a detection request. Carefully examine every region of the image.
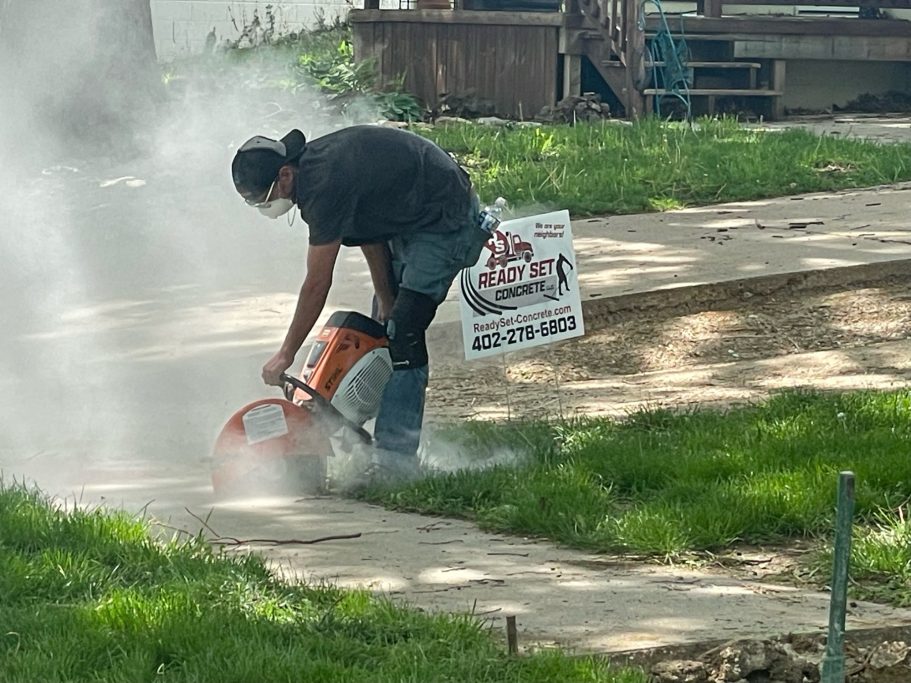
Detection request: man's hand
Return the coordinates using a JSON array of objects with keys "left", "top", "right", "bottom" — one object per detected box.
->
[
  {"left": 375, "top": 294, "right": 395, "bottom": 323},
  {"left": 262, "top": 349, "right": 294, "bottom": 386}
]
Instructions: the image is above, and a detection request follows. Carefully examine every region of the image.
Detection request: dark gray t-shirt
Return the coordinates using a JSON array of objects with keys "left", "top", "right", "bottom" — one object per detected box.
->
[{"left": 295, "top": 126, "right": 473, "bottom": 246}]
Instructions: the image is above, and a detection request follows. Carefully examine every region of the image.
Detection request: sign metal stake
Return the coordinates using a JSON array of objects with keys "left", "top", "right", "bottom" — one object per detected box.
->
[
  {"left": 501, "top": 352, "right": 512, "bottom": 421},
  {"left": 821, "top": 470, "right": 855, "bottom": 683}
]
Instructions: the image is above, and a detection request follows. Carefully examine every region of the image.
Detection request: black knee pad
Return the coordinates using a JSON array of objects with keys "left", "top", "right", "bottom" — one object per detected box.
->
[{"left": 386, "top": 289, "right": 438, "bottom": 370}]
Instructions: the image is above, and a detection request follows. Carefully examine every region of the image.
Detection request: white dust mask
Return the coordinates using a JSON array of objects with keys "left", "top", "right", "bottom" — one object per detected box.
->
[{"left": 257, "top": 197, "right": 294, "bottom": 220}]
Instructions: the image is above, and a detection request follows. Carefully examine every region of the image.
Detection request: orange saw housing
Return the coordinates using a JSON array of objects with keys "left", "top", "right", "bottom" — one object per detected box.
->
[
  {"left": 211, "top": 311, "right": 390, "bottom": 497},
  {"left": 292, "top": 311, "right": 389, "bottom": 414}
]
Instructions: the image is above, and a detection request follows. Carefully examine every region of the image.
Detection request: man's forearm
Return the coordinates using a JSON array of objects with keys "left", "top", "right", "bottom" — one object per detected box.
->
[
  {"left": 281, "top": 278, "right": 331, "bottom": 358},
  {"left": 360, "top": 243, "right": 395, "bottom": 305}
]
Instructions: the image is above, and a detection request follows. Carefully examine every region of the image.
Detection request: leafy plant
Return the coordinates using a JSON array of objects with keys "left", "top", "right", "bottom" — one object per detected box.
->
[
  {"left": 297, "top": 38, "right": 376, "bottom": 94},
  {"left": 163, "top": 9, "right": 424, "bottom": 123},
  {"left": 296, "top": 38, "right": 425, "bottom": 121}
]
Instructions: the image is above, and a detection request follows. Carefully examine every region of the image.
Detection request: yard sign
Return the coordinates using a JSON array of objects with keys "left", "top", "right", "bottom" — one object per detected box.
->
[{"left": 459, "top": 210, "right": 585, "bottom": 360}]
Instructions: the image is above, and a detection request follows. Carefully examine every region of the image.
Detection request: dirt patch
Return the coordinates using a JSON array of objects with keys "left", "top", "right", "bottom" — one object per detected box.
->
[
  {"left": 428, "top": 273, "right": 911, "bottom": 421},
  {"left": 638, "top": 633, "right": 911, "bottom": 682},
  {"left": 507, "top": 282, "right": 911, "bottom": 379}
]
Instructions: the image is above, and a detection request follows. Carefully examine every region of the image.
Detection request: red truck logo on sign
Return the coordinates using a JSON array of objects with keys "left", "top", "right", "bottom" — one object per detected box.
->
[{"left": 485, "top": 229, "right": 534, "bottom": 270}]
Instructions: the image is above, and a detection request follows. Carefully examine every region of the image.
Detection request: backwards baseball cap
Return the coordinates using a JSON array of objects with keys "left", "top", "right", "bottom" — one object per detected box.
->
[{"left": 231, "top": 129, "right": 307, "bottom": 202}]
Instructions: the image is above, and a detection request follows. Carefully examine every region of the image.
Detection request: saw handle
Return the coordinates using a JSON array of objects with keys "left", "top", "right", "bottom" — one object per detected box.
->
[{"left": 279, "top": 373, "right": 373, "bottom": 445}]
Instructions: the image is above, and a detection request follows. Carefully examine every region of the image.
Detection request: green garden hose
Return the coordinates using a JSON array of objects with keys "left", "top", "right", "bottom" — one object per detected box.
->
[{"left": 638, "top": 0, "right": 692, "bottom": 119}]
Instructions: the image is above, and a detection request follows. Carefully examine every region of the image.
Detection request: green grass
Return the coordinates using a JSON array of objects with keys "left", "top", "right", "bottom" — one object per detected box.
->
[
  {"left": 367, "top": 390, "right": 911, "bottom": 561},
  {"left": 823, "top": 506, "right": 911, "bottom": 607},
  {"left": 416, "top": 118, "right": 911, "bottom": 215},
  {"left": 0, "top": 485, "right": 644, "bottom": 683}
]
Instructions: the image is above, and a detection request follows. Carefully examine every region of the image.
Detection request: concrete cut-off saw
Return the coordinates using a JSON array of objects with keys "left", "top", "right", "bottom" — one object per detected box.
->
[{"left": 211, "top": 311, "right": 392, "bottom": 497}]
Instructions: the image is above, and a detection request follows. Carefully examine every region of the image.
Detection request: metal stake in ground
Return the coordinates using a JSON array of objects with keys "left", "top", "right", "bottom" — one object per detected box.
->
[
  {"left": 501, "top": 353, "right": 512, "bottom": 421},
  {"left": 821, "top": 470, "right": 856, "bottom": 683}
]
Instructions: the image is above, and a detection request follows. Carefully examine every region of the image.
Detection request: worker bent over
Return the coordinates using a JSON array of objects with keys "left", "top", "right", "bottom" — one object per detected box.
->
[{"left": 231, "top": 125, "right": 488, "bottom": 480}]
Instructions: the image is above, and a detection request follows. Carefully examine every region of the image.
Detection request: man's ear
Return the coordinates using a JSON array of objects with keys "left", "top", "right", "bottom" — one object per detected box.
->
[{"left": 277, "top": 164, "right": 296, "bottom": 199}]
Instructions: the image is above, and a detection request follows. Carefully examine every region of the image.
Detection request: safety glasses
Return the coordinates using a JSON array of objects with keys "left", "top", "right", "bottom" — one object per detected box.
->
[{"left": 244, "top": 180, "right": 276, "bottom": 207}]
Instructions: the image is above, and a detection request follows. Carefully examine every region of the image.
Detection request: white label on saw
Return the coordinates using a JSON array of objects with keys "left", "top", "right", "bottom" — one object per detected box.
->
[{"left": 242, "top": 404, "right": 289, "bottom": 445}]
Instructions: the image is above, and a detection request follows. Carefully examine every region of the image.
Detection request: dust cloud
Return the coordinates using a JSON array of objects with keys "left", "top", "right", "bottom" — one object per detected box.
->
[
  {"left": 420, "top": 427, "right": 531, "bottom": 474},
  {"left": 0, "top": 7, "right": 380, "bottom": 505}
]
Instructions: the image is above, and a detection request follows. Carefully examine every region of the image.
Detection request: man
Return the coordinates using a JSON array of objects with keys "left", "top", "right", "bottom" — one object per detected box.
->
[
  {"left": 231, "top": 125, "right": 489, "bottom": 479},
  {"left": 556, "top": 253, "right": 574, "bottom": 296}
]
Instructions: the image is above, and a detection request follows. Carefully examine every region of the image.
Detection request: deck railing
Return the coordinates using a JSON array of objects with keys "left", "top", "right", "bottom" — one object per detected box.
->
[
  {"left": 695, "top": 0, "right": 911, "bottom": 16},
  {"left": 574, "top": 0, "right": 641, "bottom": 65}
]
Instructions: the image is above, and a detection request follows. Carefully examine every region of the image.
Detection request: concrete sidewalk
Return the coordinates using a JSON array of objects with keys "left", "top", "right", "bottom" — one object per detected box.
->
[
  {"left": 574, "top": 183, "right": 911, "bottom": 301},
  {"left": 55, "top": 472, "right": 911, "bottom": 656},
  {"left": 432, "top": 181, "right": 911, "bottom": 332}
]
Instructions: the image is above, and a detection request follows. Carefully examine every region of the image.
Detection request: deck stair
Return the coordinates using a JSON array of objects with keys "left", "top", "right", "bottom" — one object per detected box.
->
[
  {"left": 572, "top": 0, "right": 785, "bottom": 118},
  {"left": 601, "top": 51, "right": 783, "bottom": 117}
]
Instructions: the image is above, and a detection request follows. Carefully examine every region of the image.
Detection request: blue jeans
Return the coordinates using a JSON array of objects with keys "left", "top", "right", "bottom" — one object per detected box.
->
[
  {"left": 374, "top": 365, "right": 429, "bottom": 459},
  {"left": 373, "top": 194, "right": 487, "bottom": 460}
]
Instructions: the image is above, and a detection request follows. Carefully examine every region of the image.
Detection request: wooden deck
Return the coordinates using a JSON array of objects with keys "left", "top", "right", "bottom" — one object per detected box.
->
[
  {"left": 351, "top": 10, "right": 561, "bottom": 117},
  {"left": 350, "top": 6, "right": 911, "bottom": 119}
]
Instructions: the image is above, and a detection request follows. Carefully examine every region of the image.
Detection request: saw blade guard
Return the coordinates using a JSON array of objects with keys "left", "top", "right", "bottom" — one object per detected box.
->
[{"left": 211, "top": 398, "right": 331, "bottom": 498}]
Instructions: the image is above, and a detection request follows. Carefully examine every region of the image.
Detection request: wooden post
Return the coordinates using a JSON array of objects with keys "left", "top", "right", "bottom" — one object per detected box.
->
[
  {"left": 610, "top": 0, "right": 621, "bottom": 54},
  {"left": 702, "top": 0, "right": 722, "bottom": 17},
  {"left": 506, "top": 616, "right": 519, "bottom": 655},
  {"left": 563, "top": 54, "right": 582, "bottom": 99},
  {"left": 770, "top": 59, "right": 786, "bottom": 120},
  {"left": 623, "top": 0, "right": 646, "bottom": 118}
]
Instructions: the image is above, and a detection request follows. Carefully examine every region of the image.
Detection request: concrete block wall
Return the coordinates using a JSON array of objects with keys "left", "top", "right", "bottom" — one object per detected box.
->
[{"left": 151, "top": 0, "right": 399, "bottom": 61}]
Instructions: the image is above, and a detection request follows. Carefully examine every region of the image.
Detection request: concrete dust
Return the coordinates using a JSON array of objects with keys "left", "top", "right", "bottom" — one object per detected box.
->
[
  {"left": 420, "top": 426, "right": 530, "bottom": 473},
  {"left": 0, "top": 45, "right": 387, "bottom": 493}
]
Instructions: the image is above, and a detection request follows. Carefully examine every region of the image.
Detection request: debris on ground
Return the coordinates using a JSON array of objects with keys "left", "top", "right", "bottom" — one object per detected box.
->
[
  {"left": 535, "top": 93, "right": 610, "bottom": 124},
  {"left": 784, "top": 107, "right": 833, "bottom": 117},
  {"left": 836, "top": 90, "right": 911, "bottom": 114},
  {"left": 647, "top": 636, "right": 911, "bottom": 682},
  {"left": 433, "top": 92, "right": 497, "bottom": 119},
  {"left": 429, "top": 273, "right": 911, "bottom": 421}
]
